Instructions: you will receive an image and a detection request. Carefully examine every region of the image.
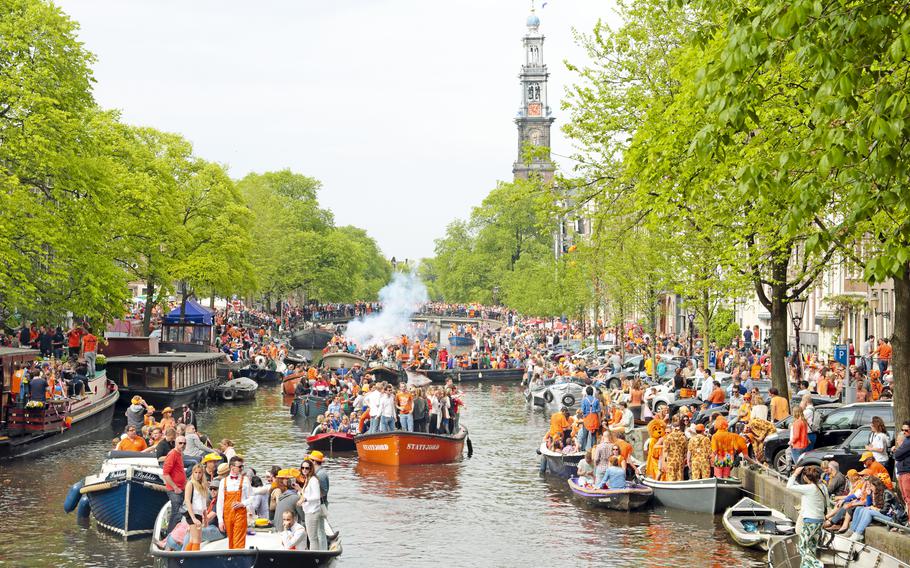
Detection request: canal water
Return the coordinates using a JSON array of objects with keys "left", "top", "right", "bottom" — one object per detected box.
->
[{"left": 0, "top": 383, "right": 764, "bottom": 567}]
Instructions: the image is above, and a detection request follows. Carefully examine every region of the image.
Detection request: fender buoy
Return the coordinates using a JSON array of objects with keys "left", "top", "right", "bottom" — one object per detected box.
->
[
  {"left": 466, "top": 437, "right": 473, "bottom": 457},
  {"left": 76, "top": 494, "right": 91, "bottom": 518},
  {"left": 221, "top": 388, "right": 235, "bottom": 401},
  {"left": 63, "top": 480, "right": 84, "bottom": 513},
  {"left": 290, "top": 399, "right": 299, "bottom": 417},
  {"left": 539, "top": 454, "right": 547, "bottom": 475},
  {"left": 302, "top": 398, "right": 311, "bottom": 417},
  {"left": 543, "top": 390, "right": 554, "bottom": 403},
  {"left": 255, "top": 355, "right": 266, "bottom": 367},
  {"left": 561, "top": 394, "right": 576, "bottom": 407}
]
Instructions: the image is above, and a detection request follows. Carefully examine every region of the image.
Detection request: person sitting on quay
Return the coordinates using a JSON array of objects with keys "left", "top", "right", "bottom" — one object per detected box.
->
[
  {"left": 841, "top": 471, "right": 892, "bottom": 542},
  {"left": 824, "top": 469, "right": 867, "bottom": 531}
]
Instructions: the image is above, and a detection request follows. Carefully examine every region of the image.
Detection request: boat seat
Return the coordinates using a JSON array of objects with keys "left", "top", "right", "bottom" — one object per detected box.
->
[{"left": 730, "top": 507, "right": 773, "bottom": 517}]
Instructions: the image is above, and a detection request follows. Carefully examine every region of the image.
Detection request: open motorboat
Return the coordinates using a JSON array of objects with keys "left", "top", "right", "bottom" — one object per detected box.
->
[
  {"left": 567, "top": 477, "right": 653, "bottom": 511},
  {"left": 768, "top": 531, "right": 910, "bottom": 568},
  {"left": 529, "top": 381, "right": 587, "bottom": 409},
  {"left": 722, "top": 497, "right": 794, "bottom": 550},
  {"left": 306, "top": 431, "right": 356, "bottom": 452},
  {"left": 355, "top": 427, "right": 470, "bottom": 466},
  {"left": 538, "top": 441, "right": 585, "bottom": 478},
  {"left": 213, "top": 376, "right": 258, "bottom": 401},
  {"left": 642, "top": 476, "right": 742, "bottom": 514},
  {"left": 150, "top": 501, "right": 342, "bottom": 568}
]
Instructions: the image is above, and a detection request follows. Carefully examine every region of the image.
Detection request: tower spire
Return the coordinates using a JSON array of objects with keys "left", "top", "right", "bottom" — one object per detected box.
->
[{"left": 512, "top": 5, "right": 554, "bottom": 182}]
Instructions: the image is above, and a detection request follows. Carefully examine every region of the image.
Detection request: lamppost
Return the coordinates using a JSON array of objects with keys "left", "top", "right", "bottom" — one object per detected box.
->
[
  {"left": 788, "top": 296, "right": 807, "bottom": 378},
  {"left": 686, "top": 303, "right": 697, "bottom": 359}
]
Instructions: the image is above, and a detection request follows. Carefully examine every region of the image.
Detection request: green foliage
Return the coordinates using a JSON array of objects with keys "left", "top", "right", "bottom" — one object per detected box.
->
[{"left": 710, "top": 308, "right": 741, "bottom": 349}]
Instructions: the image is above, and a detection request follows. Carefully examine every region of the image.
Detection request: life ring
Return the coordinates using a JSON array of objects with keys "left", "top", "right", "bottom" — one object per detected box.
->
[
  {"left": 543, "top": 390, "right": 554, "bottom": 403},
  {"left": 561, "top": 394, "right": 576, "bottom": 407},
  {"left": 221, "top": 388, "right": 236, "bottom": 401},
  {"left": 255, "top": 355, "right": 266, "bottom": 367}
]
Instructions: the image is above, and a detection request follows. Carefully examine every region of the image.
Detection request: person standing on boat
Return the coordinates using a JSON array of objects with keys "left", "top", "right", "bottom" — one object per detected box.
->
[
  {"left": 577, "top": 387, "right": 601, "bottom": 452},
  {"left": 366, "top": 384, "right": 382, "bottom": 434},
  {"left": 412, "top": 388, "right": 429, "bottom": 433},
  {"left": 297, "top": 461, "right": 326, "bottom": 550},
  {"left": 378, "top": 384, "right": 396, "bottom": 433},
  {"left": 787, "top": 465, "right": 827, "bottom": 567},
  {"left": 687, "top": 424, "right": 712, "bottom": 480},
  {"left": 81, "top": 328, "right": 98, "bottom": 378},
  {"left": 395, "top": 384, "right": 414, "bottom": 432},
  {"left": 710, "top": 416, "right": 747, "bottom": 479},
  {"left": 162, "top": 435, "right": 188, "bottom": 533},
  {"left": 217, "top": 456, "right": 255, "bottom": 550}
]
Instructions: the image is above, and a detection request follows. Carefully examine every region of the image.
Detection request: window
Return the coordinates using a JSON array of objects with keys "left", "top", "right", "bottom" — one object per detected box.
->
[
  {"left": 847, "top": 428, "right": 870, "bottom": 450},
  {"left": 860, "top": 407, "right": 893, "bottom": 426},
  {"left": 821, "top": 408, "right": 858, "bottom": 429},
  {"left": 527, "top": 82, "right": 541, "bottom": 101}
]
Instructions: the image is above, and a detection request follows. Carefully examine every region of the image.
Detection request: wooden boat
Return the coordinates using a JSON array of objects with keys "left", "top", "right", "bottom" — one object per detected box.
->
[
  {"left": 538, "top": 442, "right": 585, "bottom": 478},
  {"left": 355, "top": 427, "right": 469, "bottom": 466},
  {"left": 150, "top": 501, "right": 342, "bottom": 568},
  {"left": 422, "top": 367, "right": 525, "bottom": 383},
  {"left": 106, "top": 352, "right": 222, "bottom": 408},
  {"left": 367, "top": 364, "right": 403, "bottom": 383},
  {"left": 642, "top": 476, "right": 742, "bottom": 514},
  {"left": 768, "top": 532, "right": 910, "bottom": 567},
  {"left": 1, "top": 361, "right": 120, "bottom": 460},
  {"left": 67, "top": 451, "right": 168, "bottom": 538},
  {"left": 721, "top": 497, "right": 794, "bottom": 550},
  {"left": 281, "top": 372, "right": 306, "bottom": 396},
  {"left": 448, "top": 335, "right": 475, "bottom": 346},
  {"left": 213, "top": 377, "right": 258, "bottom": 401},
  {"left": 567, "top": 477, "right": 654, "bottom": 511},
  {"left": 307, "top": 431, "right": 356, "bottom": 452},
  {"left": 320, "top": 352, "right": 367, "bottom": 370}
]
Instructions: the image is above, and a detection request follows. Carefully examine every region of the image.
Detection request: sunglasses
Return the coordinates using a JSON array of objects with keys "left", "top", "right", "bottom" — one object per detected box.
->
[
  {"left": 301, "top": 466, "right": 313, "bottom": 471},
  {"left": 176, "top": 441, "right": 186, "bottom": 445}
]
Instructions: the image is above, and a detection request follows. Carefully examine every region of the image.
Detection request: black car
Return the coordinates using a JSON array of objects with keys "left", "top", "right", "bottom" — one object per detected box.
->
[
  {"left": 796, "top": 426, "right": 896, "bottom": 474},
  {"left": 762, "top": 402, "right": 893, "bottom": 473}
]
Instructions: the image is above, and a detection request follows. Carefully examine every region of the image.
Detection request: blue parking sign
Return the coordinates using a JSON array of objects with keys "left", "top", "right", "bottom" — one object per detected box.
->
[{"left": 834, "top": 344, "right": 848, "bottom": 367}]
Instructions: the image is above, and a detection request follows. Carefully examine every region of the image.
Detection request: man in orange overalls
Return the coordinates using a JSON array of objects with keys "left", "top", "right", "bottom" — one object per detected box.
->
[{"left": 217, "top": 456, "right": 254, "bottom": 549}]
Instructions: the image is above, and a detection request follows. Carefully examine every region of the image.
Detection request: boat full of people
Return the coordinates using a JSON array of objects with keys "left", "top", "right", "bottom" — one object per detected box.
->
[{"left": 567, "top": 477, "right": 653, "bottom": 511}]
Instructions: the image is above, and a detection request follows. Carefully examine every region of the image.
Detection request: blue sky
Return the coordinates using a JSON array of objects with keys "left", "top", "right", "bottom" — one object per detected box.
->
[{"left": 57, "top": 0, "right": 616, "bottom": 260}]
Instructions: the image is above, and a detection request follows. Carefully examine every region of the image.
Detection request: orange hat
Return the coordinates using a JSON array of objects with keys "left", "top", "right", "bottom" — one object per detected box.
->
[
  {"left": 714, "top": 416, "right": 729, "bottom": 431},
  {"left": 695, "top": 423, "right": 705, "bottom": 433},
  {"left": 306, "top": 450, "right": 325, "bottom": 463}
]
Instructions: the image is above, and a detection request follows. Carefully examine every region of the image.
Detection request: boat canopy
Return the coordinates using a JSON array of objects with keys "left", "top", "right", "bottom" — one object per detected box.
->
[{"left": 164, "top": 300, "right": 213, "bottom": 325}]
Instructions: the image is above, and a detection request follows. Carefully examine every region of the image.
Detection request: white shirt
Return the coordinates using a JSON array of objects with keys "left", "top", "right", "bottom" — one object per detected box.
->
[
  {"left": 869, "top": 431, "right": 890, "bottom": 463},
  {"left": 787, "top": 475, "right": 828, "bottom": 521},
  {"left": 281, "top": 522, "right": 307, "bottom": 549},
  {"left": 751, "top": 404, "right": 770, "bottom": 422},
  {"left": 302, "top": 476, "right": 321, "bottom": 514},
  {"left": 379, "top": 393, "right": 396, "bottom": 417},
  {"left": 366, "top": 390, "right": 382, "bottom": 415},
  {"left": 216, "top": 475, "right": 255, "bottom": 526}
]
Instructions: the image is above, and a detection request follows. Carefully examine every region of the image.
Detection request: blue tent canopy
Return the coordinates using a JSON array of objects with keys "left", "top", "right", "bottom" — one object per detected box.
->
[{"left": 164, "top": 299, "right": 213, "bottom": 325}]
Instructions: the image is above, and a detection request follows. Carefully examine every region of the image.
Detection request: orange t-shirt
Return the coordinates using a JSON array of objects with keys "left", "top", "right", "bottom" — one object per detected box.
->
[
  {"left": 878, "top": 343, "right": 892, "bottom": 361},
  {"left": 708, "top": 388, "right": 726, "bottom": 404},
  {"left": 82, "top": 334, "right": 98, "bottom": 353},
  {"left": 117, "top": 436, "right": 148, "bottom": 452},
  {"left": 616, "top": 439, "right": 633, "bottom": 461},
  {"left": 396, "top": 392, "right": 413, "bottom": 414},
  {"left": 549, "top": 413, "right": 570, "bottom": 438}
]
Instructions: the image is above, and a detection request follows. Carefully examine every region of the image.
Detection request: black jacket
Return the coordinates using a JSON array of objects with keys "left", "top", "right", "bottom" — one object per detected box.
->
[{"left": 894, "top": 436, "right": 910, "bottom": 475}]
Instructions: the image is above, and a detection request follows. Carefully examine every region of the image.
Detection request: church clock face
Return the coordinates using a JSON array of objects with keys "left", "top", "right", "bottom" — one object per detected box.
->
[{"left": 528, "top": 102, "right": 542, "bottom": 117}]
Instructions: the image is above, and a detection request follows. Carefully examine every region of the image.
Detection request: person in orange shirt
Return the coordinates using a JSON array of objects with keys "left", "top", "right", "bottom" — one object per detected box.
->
[
  {"left": 707, "top": 383, "right": 726, "bottom": 408},
  {"left": 117, "top": 425, "right": 149, "bottom": 452},
  {"left": 395, "top": 384, "right": 414, "bottom": 431},
  {"left": 548, "top": 407, "right": 572, "bottom": 445},
  {"left": 769, "top": 388, "right": 790, "bottom": 421},
  {"left": 859, "top": 452, "right": 893, "bottom": 490},
  {"left": 81, "top": 328, "right": 99, "bottom": 377},
  {"left": 710, "top": 416, "right": 747, "bottom": 479},
  {"left": 876, "top": 339, "right": 892, "bottom": 374}
]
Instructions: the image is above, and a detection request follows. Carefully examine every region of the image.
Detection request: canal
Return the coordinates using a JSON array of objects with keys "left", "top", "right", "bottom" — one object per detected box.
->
[{"left": 0, "top": 382, "right": 764, "bottom": 567}]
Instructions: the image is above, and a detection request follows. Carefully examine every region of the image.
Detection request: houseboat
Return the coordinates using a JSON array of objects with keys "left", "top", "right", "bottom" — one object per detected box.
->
[{"left": 105, "top": 352, "right": 221, "bottom": 408}]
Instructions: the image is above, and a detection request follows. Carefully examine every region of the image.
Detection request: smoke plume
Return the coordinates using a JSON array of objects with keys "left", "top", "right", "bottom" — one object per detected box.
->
[{"left": 345, "top": 272, "right": 428, "bottom": 347}]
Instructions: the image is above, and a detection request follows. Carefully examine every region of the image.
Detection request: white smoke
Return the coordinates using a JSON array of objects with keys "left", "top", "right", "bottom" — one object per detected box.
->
[{"left": 345, "top": 272, "right": 428, "bottom": 347}]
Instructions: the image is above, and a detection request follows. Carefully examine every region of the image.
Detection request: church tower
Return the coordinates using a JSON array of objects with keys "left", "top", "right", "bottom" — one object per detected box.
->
[{"left": 512, "top": 5, "right": 556, "bottom": 182}]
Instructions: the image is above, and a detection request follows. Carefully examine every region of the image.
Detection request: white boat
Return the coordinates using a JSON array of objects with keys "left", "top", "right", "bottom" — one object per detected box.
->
[
  {"left": 642, "top": 476, "right": 742, "bottom": 514},
  {"left": 530, "top": 382, "right": 587, "bottom": 409},
  {"left": 768, "top": 531, "right": 910, "bottom": 567},
  {"left": 538, "top": 441, "right": 585, "bottom": 478},
  {"left": 722, "top": 497, "right": 794, "bottom": 550}
]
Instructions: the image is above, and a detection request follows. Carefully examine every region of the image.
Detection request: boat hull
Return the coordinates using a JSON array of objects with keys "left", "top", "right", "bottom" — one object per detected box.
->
[
  {"left": 642, "top": 477, "right": 742, "bottom": 514},
  {"left": 306, "top": 432, "right": 356, "bottom": 452},
  {"left": 721, "top": 497, "right": 794, "bottom": 551},
  {"left": 355, "top": 428, "right": 466, "bottom": 466},
  {"left": 447, "top": 336, "right": 475, "bottom": 346},
  {"left": 239, "top": 367, "right": 284, "bottom": 384},
  {"left": 0, "top": 383, "right": 119, "bottom": 460},
  {"left": 85, "top": 467, "right": 168, "bottom": 538},
  {"left": 289, "top": 327, "right": 333, "bottom": 350},
  {"left": 567, "top": 478, "right": 653, "bottom": 511},
  {"left": 424, "top": 368, "right": 525, "bottom": 383},
  {"left": 539, "top": 444, "right": 584, "bottom": 478}
]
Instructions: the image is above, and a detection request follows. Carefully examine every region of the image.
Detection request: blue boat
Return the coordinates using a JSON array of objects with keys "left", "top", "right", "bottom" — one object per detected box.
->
[
  {"left": 448, "top": 335, "right": 475, "bottom": 346},
  {"left": 74, "top": 451, "right": 168, "bottom": 538}
]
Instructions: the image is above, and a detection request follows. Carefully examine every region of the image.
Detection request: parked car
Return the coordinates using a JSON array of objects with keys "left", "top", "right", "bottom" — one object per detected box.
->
[
  {"left": 796, "top": 426, "right": 896, "bottom": 474},
  {"left": 762, "top": 402, "right": 893, "bottom": 473}
]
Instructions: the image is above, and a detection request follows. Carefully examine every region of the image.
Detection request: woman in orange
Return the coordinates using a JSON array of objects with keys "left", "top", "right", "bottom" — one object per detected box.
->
[
  {"left": 159, "top": 407, "right": 176, "bottom": 431},
  {"left": 629, "top": 380, "right": 644, "bottom": 422},
  {"left": 216, "top": 457, "right": 253, "bottom": 549},
  {"left": 710, "top": 416, "right": 747, "bottom": 479}
]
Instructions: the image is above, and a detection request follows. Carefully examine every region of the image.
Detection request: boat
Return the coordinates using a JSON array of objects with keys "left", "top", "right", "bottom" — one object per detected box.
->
[
  {"left": 281, "top": 372, "right": 307, "bottom": 396},
  {"left": 1, "top": 352, "right": 120, "bottom": 460},
  {"left": 642, "top": 476, "right": 743, "bottom": 514},
  {"left": 239, "top": 362, "right": 286, "bottom": 384},
  {"left": 538, "top": 441, "right": 584, "bottom": 478},
  {"left": 290, "top": 393, "right": 331, "bottom": 419},
  {"left": 422, "top": 367, "right": 525, "bottom": 383},
  {"left": 406, "top": 370, "right": 432, "bottom": 387},
  {"left": 306, "top": 431, "right": 356, "bottom": 452},
  {"left": 722, "top": 497, "right": 794, "bottom": 551},
  {"left": 212, "top": 376, "right": 258, "bottom": 401},
  {"left": 67, "top": 451, "right": 168, "bottom": 538},
  {"left": 289, "top": 325, "right": 334, "bottom": 350},
  {"left": 447, "top": 335, "right": 475, "bottom": 346},
  {"left": 567, "top": 477, "right": 654, "bottom": 511},
  {"left": 366, "top": 364, "right": 404, "bottom": 383},
  {"left": 768, "top": 531, "right": 910, "bottom": 567},
  {"left": 150, "top": 501, "right": 342, "bottom": 568},
  {"left": 530, "top": 381, "right": 587, "bottom": 409},
  {"left": 320, "top": 352, "right": 367, "bottom": 370},
  {"left": 355, "top": 427, "right": 469, "bottom": 466},
  {"left": 106, "top": 352, "right": 222, "bottom": 408}
]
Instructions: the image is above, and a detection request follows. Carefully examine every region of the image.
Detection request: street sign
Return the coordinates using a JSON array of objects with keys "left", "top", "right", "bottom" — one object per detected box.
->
[
  {"left": 834, "top": 344, "right": 848, "bottom": 367},
  {"left": 709, "top": 350, "right": 717, "bottom": 368}
]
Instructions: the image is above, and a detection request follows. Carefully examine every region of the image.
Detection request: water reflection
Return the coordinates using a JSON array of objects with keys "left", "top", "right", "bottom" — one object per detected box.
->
[{"left": 353, "top": 461, "right": 463, "bottom": 499}]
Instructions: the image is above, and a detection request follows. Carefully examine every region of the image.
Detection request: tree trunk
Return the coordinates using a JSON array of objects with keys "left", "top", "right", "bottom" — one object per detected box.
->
[
  {"left": 769, "top": 277, "right": 790, "bottom": 397},
  {"left": 179, "top": 281, "right": 188, "bottom": 322},
  {"left": 892, "top": 267, "right": 910, "bottom": 428},
  {"left": 143, "top": 278, "right": 155, "bottom": 336},
  {"left": 702, "top": 293, "right": 712, "bottom": 370},
  {"left": 209, "top": 293, "right": 215, "bottom": 309}
]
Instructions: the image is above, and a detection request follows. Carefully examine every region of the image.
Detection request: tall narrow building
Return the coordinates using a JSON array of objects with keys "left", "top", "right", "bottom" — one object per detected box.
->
[{"left": 512, "top": 7, "right": 556, "bottom": 182}]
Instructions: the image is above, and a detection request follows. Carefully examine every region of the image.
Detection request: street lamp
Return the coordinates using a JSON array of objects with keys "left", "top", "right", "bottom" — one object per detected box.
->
[{"left": 788, "top": 296, "right": 808, "bottom": 378}]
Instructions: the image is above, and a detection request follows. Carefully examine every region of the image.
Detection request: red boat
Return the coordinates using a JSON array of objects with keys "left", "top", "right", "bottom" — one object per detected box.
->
[
  {"left": 355, "top": 427, "right": 469, "bottom": 466},
  {"left": 306, "top": 431, "right": 356, "bottom": 452},
  {"left": 281, "top": 372, "right": 306, "bottom": 396}
]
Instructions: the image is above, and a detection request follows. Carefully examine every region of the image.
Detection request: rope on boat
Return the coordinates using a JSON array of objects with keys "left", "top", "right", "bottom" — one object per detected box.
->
[
  {"left": 142, "top": 482, "right": 168, "bottom": 492},
  {"left": 79, "top": 481, "right": 119, "bottom": 494}
]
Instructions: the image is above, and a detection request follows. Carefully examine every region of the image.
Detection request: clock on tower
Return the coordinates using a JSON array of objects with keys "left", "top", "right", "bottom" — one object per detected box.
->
[{"left": 527, "top": 102, "right": 542, "bottom": 117}]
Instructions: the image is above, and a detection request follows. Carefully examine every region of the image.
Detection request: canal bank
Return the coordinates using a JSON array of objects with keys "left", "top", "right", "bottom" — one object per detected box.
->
[
  {"left": 738, "top": 464, "right": 910, "bottom": 561},
  {"left": 0, "top": 383, "right": 765, "bottom": 567}
]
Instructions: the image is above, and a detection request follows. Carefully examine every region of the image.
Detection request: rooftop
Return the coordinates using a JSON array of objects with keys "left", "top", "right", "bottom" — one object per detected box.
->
[{"left": 106, "top": 352, "right": 224, "bottom": 364}]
